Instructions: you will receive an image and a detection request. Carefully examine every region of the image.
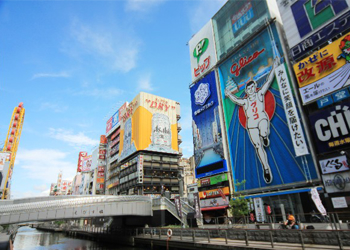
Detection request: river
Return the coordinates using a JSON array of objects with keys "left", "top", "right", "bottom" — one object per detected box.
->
[{"left": 13, "top": 227, "right": 147, "bottom": 250}]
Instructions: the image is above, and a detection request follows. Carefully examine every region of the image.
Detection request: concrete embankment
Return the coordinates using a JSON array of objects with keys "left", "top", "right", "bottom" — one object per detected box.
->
[{"left": 0, "top": 233, "right": 10, "bottom": 250}]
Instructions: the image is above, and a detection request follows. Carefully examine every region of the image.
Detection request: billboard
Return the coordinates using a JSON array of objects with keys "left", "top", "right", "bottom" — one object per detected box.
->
[
  {"left": 218, "top": 23, "right": 318, "bottom": 191},
  {"left": 212, "top": 0, "right": 270, "bottom": 60},
  {"left": 189, "top": 20, "right": 217, "bottom": 82},
  {"left": 323, "top": 171, "right": 350, "bottom": 193},
  {"left": 190, "top": 70, "right": 226, "bottom": 178},
  {"left": 81, "top": 155, "right": 92, "bottom": 172},
  {"left": 309, "top": 100, "right": 350, "bottom": 154},
  {"left": 293, "top": 31, "right": 350, "bottom": 104},
  {"left": 118, "top": 92, "right": 179, "bottom": 161},
  {"left": 277, "top": 0, "right": 350, "bottom": 61},
  {"left": 319, "top": 155, "right": 350, "bottom": 174},
  {"left": 106, "top": 102, "right": 128, "bottom": 135},
  {"left": 77, "top": 151, "right": 87, "bottom": 173},
  {"left": 197, "top": 173, "right": 228, "bottom": 187}
]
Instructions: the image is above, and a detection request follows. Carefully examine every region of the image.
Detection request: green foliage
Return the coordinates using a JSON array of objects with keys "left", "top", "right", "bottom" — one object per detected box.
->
[
  {"left": 229, "top": 180, "right": 249, "bottom": 218},
  {"left": 54, "top": 220, "right": 65, "bottom": 226}
]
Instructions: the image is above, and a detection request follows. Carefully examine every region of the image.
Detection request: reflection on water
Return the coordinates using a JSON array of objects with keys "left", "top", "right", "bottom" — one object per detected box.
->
[{"left": 13, "top": 227, "right": 145, "bottom": 250}]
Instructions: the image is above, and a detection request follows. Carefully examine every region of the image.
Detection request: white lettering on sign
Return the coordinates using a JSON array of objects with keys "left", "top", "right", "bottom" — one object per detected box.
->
[{"left": 315, "top": 105, "right": 350, "bottom": 141}]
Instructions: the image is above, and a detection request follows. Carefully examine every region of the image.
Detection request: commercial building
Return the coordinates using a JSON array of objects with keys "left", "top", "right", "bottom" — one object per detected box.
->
[
  {"left": 277, "top": 0, "right": 350, "bottom": 212},
  {"left": 105, "top": 92, "right": 182, "bottom": 198},
  {"left": 189, "top": 0, "right": 326, "bottom": 222}
]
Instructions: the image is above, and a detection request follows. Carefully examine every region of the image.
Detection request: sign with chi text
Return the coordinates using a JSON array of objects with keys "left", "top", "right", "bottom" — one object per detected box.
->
[
  {"left": 277, "top": 0, "right": 350, "bottom": 61},
  {"left": 199, "top": 186, "right": 229, "bottom": 199},
  {"left": 77, "top": 151, "right": 87, "bottom": 173},
  {"left": 294, "top": 32, "right": 350, "bottom": 104},
  {"left": 331, "top": 197, "right": 348, "bottom": 208},
  {"left": 319, "top": 155, "right": 350, "bottom": 174},
  {"left": 309, "top": 100, "right": 350, "bottom": 154},
  {"left": 253, "top": 197, "right": 265, "bottom": 222},
  {"left": 276, "top": 63, "right": 309, "bottom": 156},
  {"left": 311, "top": 187, "right": 327, "bottom": 215},
  {"left": 189, "top": 20, "right": 217, "bottom": 82}
]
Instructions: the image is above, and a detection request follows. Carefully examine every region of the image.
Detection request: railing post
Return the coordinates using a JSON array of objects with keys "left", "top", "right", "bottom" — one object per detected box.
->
[
  {"left": 159, "top": 228, "right": 161, "bottom": 239},
  {"left": 180, "top": 229, "right": 183, "bottom": 240},
  {"left": 336, "top": 231, "right": 344, "bottom": 250},
  {"left": 192, "top": 230, "right": 195, "bottom": 242},
  {"left": 136, "top": 228, "right": 138, "bottom": 236},
  {"left": 245, "top": 230, "right": 249, "bottom": 246},
  {"left": 269, "top": 230, "right": 274, "bottom": 248},
  {"left": 207, "top": 230, "right": 210, "bottom": 243},
  {"left": 150, "top": 228, "right": 153, "bottom": 238},
  {"left": 299, "top": 230, "right": 305, "bottom": 250},
  {"left": 225, "top": 230, "right": 228, "bottom": 244},
  {"left": 143, "top": 228, "right": 145, "bottom": 238}
]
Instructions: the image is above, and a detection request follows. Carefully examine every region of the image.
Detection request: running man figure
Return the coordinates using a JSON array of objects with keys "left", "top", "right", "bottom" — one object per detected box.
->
[{"left": 225, "top": 59, "right": 279, "bottom": 184}]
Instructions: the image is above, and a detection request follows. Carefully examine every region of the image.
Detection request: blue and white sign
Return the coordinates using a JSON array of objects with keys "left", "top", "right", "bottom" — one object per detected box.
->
[
  {"left": 190, "top": 70, "right": 226, "bottom": 178},
  {"left": 332, "top": 89, "right": 350, "bottom": 103},
  {"left": 317, "top": 96, "right": 334, "bottom": 109}
]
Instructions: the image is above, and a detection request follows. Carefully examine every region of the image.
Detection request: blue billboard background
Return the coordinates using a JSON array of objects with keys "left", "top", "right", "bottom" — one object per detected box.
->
[
  {"left": 190, "top": 70, "right": 226, "bottom": 178},
  {"left": 218, "top": 23, "right": 318, "bottom": 191}
]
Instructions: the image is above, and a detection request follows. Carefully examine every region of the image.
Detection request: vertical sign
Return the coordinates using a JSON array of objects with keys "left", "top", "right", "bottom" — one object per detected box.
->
[
  {"left": 137, "top": 155, "right": 144, "bottom": 183},
  {"left": 77, "top": 151, "right": 88, "bottom": 173},
  {"left": 254, "top": 197, "right": 265, "bottom": 222},
  {"left": 275, "top": 63, "right": 309, "bottom": 156},
  {"left": 174, "top": 196, "right": 183, "bottom": 219},
  {"left": 311, "top": 188, "right": 327, "bottom": 215},
  {"left": 193, "top": 192, "right": 202, "bottom": 218}
]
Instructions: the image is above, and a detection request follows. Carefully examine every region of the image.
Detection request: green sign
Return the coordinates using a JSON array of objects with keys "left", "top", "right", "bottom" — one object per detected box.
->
[
  {"left": 193, "top": 38, "right": 209, "bottom": 63},
  {"left": 210, "top": 173, "right": 228, "bottom": 185}
]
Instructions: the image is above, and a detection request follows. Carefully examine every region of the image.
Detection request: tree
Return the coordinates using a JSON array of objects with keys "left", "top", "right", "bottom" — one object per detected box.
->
[{"left": 229, "top": 180, "right": 249, "bottom": 221}]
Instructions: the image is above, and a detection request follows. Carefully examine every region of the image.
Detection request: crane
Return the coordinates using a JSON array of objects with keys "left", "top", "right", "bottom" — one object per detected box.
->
[{"left": 1, "top": 103, "right": 25, "bottom": 199}]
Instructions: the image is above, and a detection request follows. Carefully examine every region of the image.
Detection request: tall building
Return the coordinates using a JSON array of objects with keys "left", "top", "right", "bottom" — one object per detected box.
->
[{"left": 105, "top": 92, "right": 182, "bottom": 198}]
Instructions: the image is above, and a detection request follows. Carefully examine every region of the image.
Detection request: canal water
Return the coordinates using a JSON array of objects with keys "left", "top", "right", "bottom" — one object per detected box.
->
[{"left": 13, "top": 227, "right": 147, "bottom": 250}]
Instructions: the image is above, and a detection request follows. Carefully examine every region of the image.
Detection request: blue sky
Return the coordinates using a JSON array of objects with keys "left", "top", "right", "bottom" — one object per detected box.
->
[{"left": 0, "top": 0, "right": 226, "bottom": 198}]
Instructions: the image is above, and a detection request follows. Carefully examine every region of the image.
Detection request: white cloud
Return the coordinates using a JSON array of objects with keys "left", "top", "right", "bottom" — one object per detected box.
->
[
  {"left": 188, "top": 0, "right": 226, "bottom": 33},
  {"left": 40, "top": 102, "right": 68, "bottom": 113},
  {"left": 137, "top": 73, "right": 154, "bottom": 91},
  {"left": 67, "top": 20, "right": 140, "bottom": 73},
  {"left": 14, "top": 148, "right": 77, "bottom": 186},
  {"left": 11, "top": 190, "right": 50, "bottom": 199},
  {"left": 32, "top": 71, "right": 70, "bottom": 80},
  {"left": 125, "top": 0, "right": 166, "bottom": 12},
  {"left": 78, "top": 87, "right": 124, "bottom": 99},
  {"left": 49, "top": 128, "right": 99, "bottom": 147}
]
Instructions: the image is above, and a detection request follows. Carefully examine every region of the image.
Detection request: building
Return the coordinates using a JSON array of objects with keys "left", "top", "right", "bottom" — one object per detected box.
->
[
  {"left": 189, "top": 0, "right": 326, "bottom": 222},
  {"left": 180, "top": 157, "right": 196, "bottom": 198},
  {"left": 105, "top": 92, "right": 182, "bottom": 199},
  {"left": 276, "top": 0, "right": 350, "bottom": 212}
]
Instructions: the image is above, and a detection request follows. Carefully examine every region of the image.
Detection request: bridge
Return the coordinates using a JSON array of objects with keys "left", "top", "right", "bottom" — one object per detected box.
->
[
  {"left": 0, "top": 195, "right": 200, "bottom": 226},
  {"left": 0, "top": 195, "right": 152, "bottom": 225}
]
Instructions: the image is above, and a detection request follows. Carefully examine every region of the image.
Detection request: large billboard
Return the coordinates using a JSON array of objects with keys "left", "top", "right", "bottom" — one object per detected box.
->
[
  {"left": 190, "top": 70, "right": 226, "bottom": 178},
  {"left": 106, "top": 102, "right": 128, "bottom": 135},
  {"left": 118, "top": 92, "right": 179, "bottom": 161},
  {"left": 293, "top": 31, "right": 350, "bottom": 104},
  {"left": 189, "top": 20, "right": 217, "bottom": 82},
  {"left": 212, "top": 0, "right": 270, "bottom": 60},
  {"left": 218, "top": 23, "right": 318, "bottom": 191},
  {"left": 81, "top": 155, "right": 92, "bottom": 172},
  {"left": 277, "top": 0, "right": 350, "bottom": 61},
  {"left": 309, "top": 100, "right": 350, "bottom": 154}
]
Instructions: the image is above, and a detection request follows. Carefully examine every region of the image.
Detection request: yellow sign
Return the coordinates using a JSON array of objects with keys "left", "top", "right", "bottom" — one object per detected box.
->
[
  {"left": 293, "top": 32, "right": 350, "bottom": 88},
  {"left": 118, "top": 92, "right": 179, "bottom": 161}
]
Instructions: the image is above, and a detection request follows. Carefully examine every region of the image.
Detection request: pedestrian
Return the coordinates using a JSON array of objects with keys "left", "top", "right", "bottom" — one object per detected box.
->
[{"left": 284, "top": 211, "right": 299, "bottom": 229}]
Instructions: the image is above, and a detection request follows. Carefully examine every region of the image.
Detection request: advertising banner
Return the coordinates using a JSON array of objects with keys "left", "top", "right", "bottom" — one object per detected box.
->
[
  {"left": 0, "top": 153, "right": 10, "bottom": 171},
  {"left": 174, "top": 196, "right": 182, "bottom": 218},
  {"left": 275, "top": 64, "right": 309, "bottom": 156},
  {"left": 212, "top": 0, "right": 270, "bottom": 60},
  {"left": 219, "top": 23, "right": 318, "bottom": 191},
  {"left": 200, "top": 196, "right": 229, "bottom": 209},
  {"left": 311, "top": 187, "right": 327, "bottom": 215},
  {"left": 331, "top": 197, "right": 348, "bottom": 208},
  {"left": 193, "top": 192, "right": 202, "bottom": 218},
  {"left": 319, "top": 155, "right": 350, "bottom": 174},
  {"left": 106, "top": 102, "right": 128, "bottom": 136},
  {"left": 309, "top": 100, "right": 350, "bottom": 154},
  {"left": 137, "top": 155, "right": 144, "bottom": 184},
  {"left": 293, "top": 32, "right": 350, "bottom": 104},
  {"left": 198, "top": 173, "right": 229, "bottom": 187},
  {"left": 276, "top": 0, "right": 350, "bottom": 61},
  {"left": 119, "top": 93, "right": 178, "bottom": 161},
  {"left": 189, "top": 20, "right": 217, "bottom": 82},
  {"left": 77, "top": 151, "right": 87, "bottom": 173},
  {"left": 190, "top": 71, "right": 226, "bottom": 178},
  {"left": 81, "top": 155, "right": 92, "bottom": 172},
  {"left": 254, "top": 197, "right": 265, "bottom": 222},
  {"left": 199, "top": 186, "right": 230, "bottom": 199},
  {"left": 323, "top": 171, "right": 350, "bottom": 193}
]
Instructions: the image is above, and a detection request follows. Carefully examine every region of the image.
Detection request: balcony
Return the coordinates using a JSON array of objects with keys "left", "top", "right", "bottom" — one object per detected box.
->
[{"left": 177, "top": 123, "right": 182, "bottom": 131}]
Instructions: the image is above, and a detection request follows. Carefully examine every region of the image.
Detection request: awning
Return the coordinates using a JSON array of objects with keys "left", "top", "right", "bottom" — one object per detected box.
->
[
  {"left": 201, "top": 205, "right": 228, "bottom": 211},
  {"left": 243, "top": 186, "right": 323, "bottom": 199}
]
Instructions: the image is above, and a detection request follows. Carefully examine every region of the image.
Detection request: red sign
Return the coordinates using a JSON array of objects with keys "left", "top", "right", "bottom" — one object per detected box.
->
[
  {"left": 98, "top": 172, "right": 104, "bottom": 177},
  {"left": 200, "top": 178, "right": 210, "bottom": 186},
  {"left": 230, "top": 48, "right": 265, "bottom": 76},
  {"left": 77, "top": 151, "right": 88, "bottom": 172},
  {"left": 194, "top": 56, "right": 210, "bottom": 77},
  {"left": 97, "top": 178, "right": 104, "bottom": 183},
  {"left": 145, "top": 98, "right": 175, "bottom": 112},
  {"left": 106, "top": 117, "right": 113, "bottom": 134},
  {"left": 98, "top": 166, "right": 105, "bottom": 172}
]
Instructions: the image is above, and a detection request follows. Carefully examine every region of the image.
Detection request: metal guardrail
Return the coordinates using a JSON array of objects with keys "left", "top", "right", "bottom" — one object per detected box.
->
[{"left": 0, "top": 195, "right": 152, "bottom": 215}]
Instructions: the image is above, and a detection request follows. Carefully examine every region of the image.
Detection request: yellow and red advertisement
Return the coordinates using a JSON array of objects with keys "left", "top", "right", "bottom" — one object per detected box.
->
[
  {"left": 119, "top": 92, "right": 179, "bottom": 161},
  {"left": 293, "top": 31, "right": 350, "bottom": 104}
]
